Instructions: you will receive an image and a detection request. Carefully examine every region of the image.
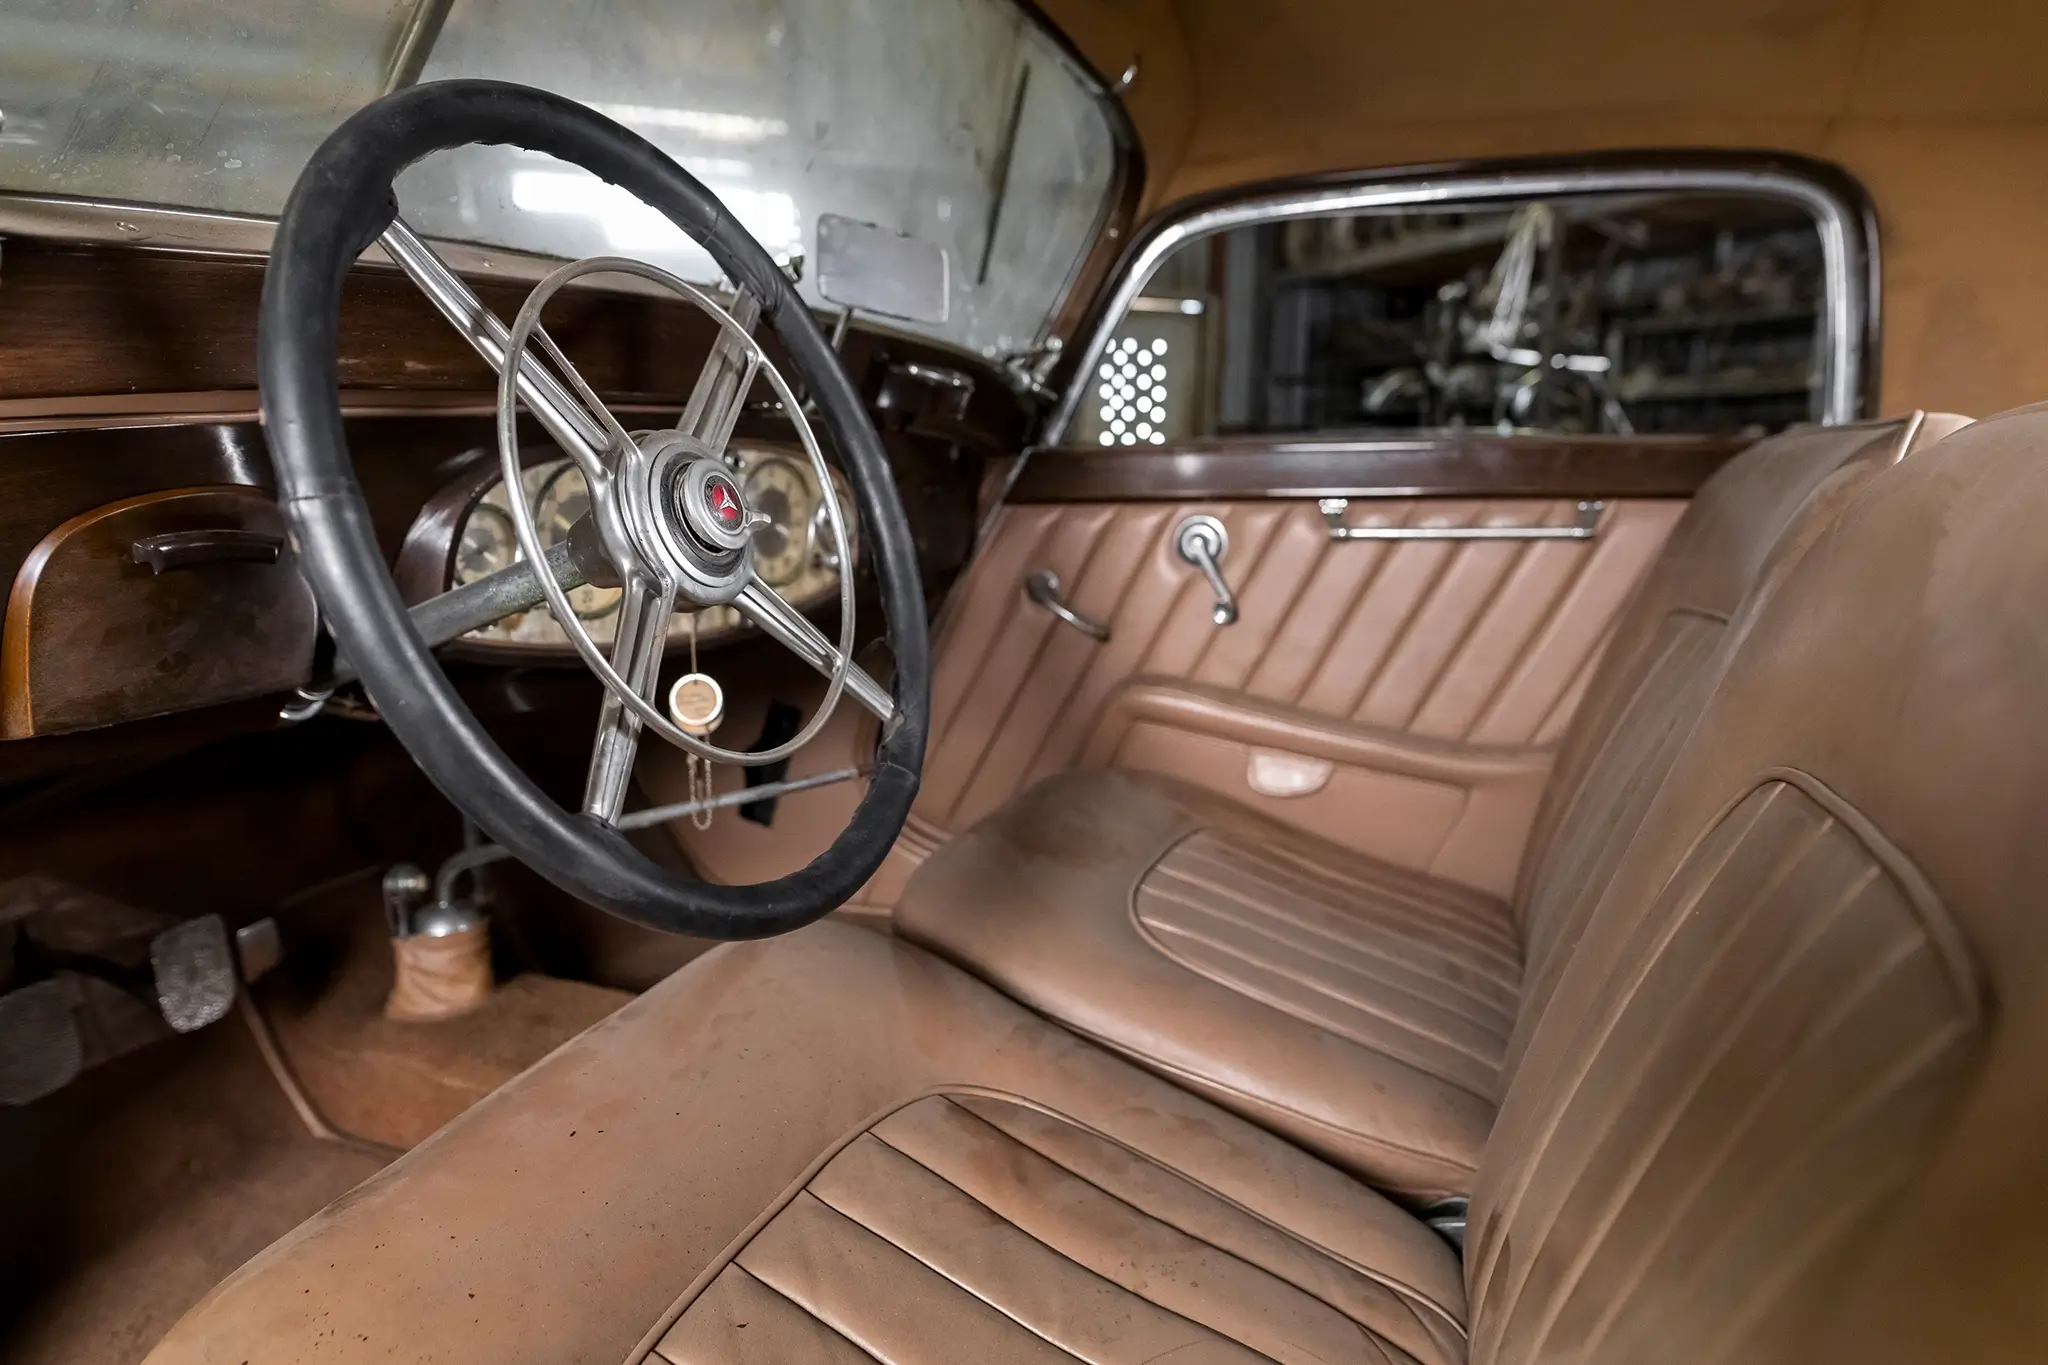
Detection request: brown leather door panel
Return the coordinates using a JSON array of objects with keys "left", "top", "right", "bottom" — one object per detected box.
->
[{"left": 870, "top": 490, "right": 1685, "bottom": 903}]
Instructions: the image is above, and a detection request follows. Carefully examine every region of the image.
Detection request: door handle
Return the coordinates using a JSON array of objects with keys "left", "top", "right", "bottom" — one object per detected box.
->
[
  {"left": 1023, "top": 569, "right": 1110, "bottom": 642},
  {"left": 1318, "top": 498, "right": 1604, "bottom": 541},
  {"left": 1175, "top": 515, "right": 1237, "bottom": 626}
]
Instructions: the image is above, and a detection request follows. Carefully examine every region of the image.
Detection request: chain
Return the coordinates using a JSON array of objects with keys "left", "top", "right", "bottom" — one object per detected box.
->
[{"left": 685, "top": 611, "right": 713, "bottom": 830}]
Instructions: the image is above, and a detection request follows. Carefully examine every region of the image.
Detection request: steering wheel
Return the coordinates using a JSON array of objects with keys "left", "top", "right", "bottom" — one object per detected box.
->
[{"left": 258, "top": 80, "right": 929, "bottom": 940}]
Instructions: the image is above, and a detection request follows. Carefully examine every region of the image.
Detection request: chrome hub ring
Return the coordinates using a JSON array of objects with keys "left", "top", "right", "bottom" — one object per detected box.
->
[
  {"left": 493, "top": 253, "right": 856, "bottom": 768},
  {"left": 633, "top": 433, "right": 751, "bottom": 604}
]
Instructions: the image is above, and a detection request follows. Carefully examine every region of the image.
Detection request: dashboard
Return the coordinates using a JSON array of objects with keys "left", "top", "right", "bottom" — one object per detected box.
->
[
  {"left": 404, "top": 442, "right": 855, "bottom": 658},
  {"left": 0, "top": 232, "right": 1021, "bottom": 754}
]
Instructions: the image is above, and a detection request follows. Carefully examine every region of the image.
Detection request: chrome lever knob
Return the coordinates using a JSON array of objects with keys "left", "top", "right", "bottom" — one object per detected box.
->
[{"left": 1175, "top": 515, "right": 1237, "bottom": 626}]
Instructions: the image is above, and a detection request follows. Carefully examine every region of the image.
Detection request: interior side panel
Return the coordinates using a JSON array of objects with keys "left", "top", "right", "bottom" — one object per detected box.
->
[{"left": 869, "top": 494, "right": 1683, "bottom": 904}]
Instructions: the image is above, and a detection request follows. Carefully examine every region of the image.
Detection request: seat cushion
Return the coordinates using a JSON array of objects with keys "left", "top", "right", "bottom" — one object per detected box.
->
[
  {"left": 146, "top": 922, "right": 1466, "bottom": 1365},
  {"left": 898, "top": 769, "right": 1520, "bottom": 1201}
]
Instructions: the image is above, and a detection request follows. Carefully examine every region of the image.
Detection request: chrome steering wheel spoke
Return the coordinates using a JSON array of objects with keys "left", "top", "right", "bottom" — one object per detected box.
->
[
  {"left": 378, "top": 219, "right": 629, "bottom": 490},
  {"left": 386, "top": 213, "right": 882, "bottom": 826},
  {"left": 584, "top": 571, "right": 679, "bottom": 823},
  {"left": 578, "top": 287, "right": 759, "bottom": 824},
  {"left": 735, "top": 574, "right": 894, "bottom": 723}
]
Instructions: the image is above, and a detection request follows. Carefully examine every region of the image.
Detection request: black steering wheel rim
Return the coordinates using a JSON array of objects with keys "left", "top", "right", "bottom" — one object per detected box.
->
[{"left": 259, "top": 79, "right": 929, "bottom": 940}]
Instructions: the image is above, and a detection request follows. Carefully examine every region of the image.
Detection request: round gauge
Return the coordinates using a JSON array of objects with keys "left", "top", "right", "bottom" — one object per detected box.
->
[
  {"left": 533, "top": 462, "right": 622, "bottom": 621},
  {"left": 743, "top": 456, "right": 815, "bottom": 587},
  {"left": 454, "top": 503, "right": 518, "bottom": 585}
]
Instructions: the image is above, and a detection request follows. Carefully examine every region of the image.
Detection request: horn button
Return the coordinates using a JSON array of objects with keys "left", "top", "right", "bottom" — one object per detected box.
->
[
  {"left": 672, "top": 459, "right": 753, "bottom": 555},
  {"left": 630, "top": 433, "right": 759, "bottom": 604}
]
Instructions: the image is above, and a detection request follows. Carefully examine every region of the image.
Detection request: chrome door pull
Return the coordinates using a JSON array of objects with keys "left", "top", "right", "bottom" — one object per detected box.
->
[
  {"left": 1175, "top": 515, "right": 1238, "bottom": 626},
  {"left": 1023, "top": 569, "right": 1111, "bottom": 642},
  {"left": 1318, "top": 498, "right": 1605, "bottom": 541}
]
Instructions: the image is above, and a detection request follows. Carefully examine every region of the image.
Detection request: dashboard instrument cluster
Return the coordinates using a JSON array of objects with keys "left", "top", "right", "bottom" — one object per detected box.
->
[{"left": 424, "top": 442, "right": 853, "bottom": 657}]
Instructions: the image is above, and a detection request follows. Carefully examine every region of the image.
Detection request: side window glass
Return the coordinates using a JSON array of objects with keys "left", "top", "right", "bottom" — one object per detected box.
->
[{"left": 1070, "top": 191, "right": 1834, "bottom": 446}]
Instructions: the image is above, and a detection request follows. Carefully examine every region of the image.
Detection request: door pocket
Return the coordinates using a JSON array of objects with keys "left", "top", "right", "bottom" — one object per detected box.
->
[{"left": 1084, "top": 682, "right": 1551, "bottom": 897}]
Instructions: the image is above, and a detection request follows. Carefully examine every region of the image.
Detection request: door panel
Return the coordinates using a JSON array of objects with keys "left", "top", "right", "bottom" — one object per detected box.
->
[{"left": 868, "top": 487, "right": 1685, "bottom": 904}]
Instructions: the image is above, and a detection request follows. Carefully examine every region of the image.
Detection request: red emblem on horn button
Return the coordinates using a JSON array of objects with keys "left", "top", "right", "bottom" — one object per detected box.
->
[{"left": 704, "top": 473, "right": 743, "bottom": 529}]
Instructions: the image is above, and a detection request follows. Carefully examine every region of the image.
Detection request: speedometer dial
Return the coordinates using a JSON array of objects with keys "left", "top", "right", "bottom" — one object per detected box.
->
[
  {"left": 743, "top": 456, "right": 815, "bottom": 587},
  {"left": 534, "top": 464, "right": 621, "bottom": 621}
]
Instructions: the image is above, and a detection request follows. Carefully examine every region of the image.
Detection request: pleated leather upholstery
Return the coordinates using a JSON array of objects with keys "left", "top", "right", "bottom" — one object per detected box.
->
[
  {"left": 1508, "top": 413, "right": 1972, "bottom": 1039},
  {"left": 1135, "top": 829, "right": 1522, "bottom": 1106},
  {"left": 151, "top": 923, "right": 1468, "bottom": 1365},
  {"left": 900, "top": 770, "right": 1513, "bottom": 1201},
  {"left": 873, "top": 497, "right": 1684, "bottom": 902},
  {"left": 661, "top": 1094, "right": 1464, "bottom": 1365},
  {"left": 150, "top": 411, "right": 2048, "bottom": 1365},
  {"left": 902, "top": 415, "right": 1967, "bottom": 1203},
  {"left": 1468, "top": 779, "right": 1982, "bottom": 1365}
]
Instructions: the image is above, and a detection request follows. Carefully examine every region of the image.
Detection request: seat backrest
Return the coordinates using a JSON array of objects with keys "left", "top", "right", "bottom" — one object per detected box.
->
[
  {"left": 1468, "top": 405, "right": 2048, "bottom": 1365},
  {"left": 1511, "top": 412, "right": 1970, "bottom": 1046}
]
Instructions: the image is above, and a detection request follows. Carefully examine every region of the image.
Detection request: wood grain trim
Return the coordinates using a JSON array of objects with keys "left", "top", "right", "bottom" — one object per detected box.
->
[
  {"left": 1008, "top": 433, "right": 1749, "bottom": 502},
  {"left": 0, "top": 239, "right": 1032, "bottom": 455},
  {"left": 2, "top": 485, "right": 315, "bottom": 738}
]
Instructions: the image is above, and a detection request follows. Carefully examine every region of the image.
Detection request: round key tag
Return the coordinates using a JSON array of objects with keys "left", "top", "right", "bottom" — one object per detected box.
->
[{"left": 666, "top": 673, "right": 724, "bottom": 737}]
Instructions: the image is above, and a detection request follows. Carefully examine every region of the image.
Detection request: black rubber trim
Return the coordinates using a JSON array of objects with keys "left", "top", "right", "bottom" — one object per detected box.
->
[{"left": 259, "top": 80, "right": 929, "bottom": 939}]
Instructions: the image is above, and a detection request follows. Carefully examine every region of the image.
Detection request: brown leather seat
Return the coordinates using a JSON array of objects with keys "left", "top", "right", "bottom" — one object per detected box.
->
[
  {"left": 149, "top": 402, "right": 2048, "bottom": 1363},
  {"left": 897, "top": 412, "right": 1971, "bottom": 1201}
]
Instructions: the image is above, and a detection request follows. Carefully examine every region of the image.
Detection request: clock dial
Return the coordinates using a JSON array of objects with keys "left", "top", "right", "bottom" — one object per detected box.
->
[
  {"left": 454, "top": 503, "right": 517, "bottom": 585},
  {"left": 742, "top": 456, "right": 815, "bottom": 587}
]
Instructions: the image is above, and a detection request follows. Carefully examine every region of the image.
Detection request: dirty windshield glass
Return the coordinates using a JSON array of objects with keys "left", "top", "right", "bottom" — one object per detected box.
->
[{"left": 0, "top": 0, "right": 1118, "bottom": 358}]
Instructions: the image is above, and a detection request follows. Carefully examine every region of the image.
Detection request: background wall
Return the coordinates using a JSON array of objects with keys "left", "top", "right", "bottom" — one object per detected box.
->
[{"left": 1038, "top": 0, "right": 2048, "bottom": 420}]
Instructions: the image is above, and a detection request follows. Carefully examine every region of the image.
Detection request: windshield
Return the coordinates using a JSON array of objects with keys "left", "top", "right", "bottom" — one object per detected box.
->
[{"left": 0, "top": 0, "right": 1119, "bottom": 358}]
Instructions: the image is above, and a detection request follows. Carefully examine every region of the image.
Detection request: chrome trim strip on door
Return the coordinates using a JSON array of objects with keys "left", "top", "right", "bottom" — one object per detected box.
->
[{"left": 1318, "top": 498, "right": 1604, "bottom": 541}]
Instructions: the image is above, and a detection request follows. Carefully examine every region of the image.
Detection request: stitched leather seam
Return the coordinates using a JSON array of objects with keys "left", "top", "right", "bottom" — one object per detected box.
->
[
  {"left": 622, "top": 1085, "right": 974, "bottom": 1365},
  {"left": 1176, "top": 834, "right": 1523, "bottom": 970},
  {"left": 1475, "top": 787, "right": 1820, "bottom": 1340},
  {"left": 1465, "top": 514, "right": 1606, "bottom": 742},
  {"left": 1129, "top": 836, "right": 1515, "bottom": 1099},
  {"left": 1147, "top": 860, "right": 1522, "bottom": 1013},
  {"left": 632, "top": 1084, "right": 1471, "bottom": 1362},
  {"left": 1140, "top": 909, "right": 1511, "bottom": 1078},
  {"left": 779, "top": 1190, "right": 1101, "bottom": 1361},
  {"left": 842, "top": 1121, "right": 1296, "bottom": 1360},
  {"left": 651, "top": 1266, "right": 879, "bottom": 1365},
  {"left": 1144, "top": 892, "right": 1519, "bottom": 1038},
  {"left": 1404, "top": 526, "right": 1542, "bottom": 735},
  {"left": 933, "top": 1093, "right": 1472, "bottom": 1345}
]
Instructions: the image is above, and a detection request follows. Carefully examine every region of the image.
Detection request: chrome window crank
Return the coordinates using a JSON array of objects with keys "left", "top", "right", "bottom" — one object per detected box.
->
[
  {"left": 1023, "top": 569, "right": 1111, "bottom": 641},
  {"left": 1175, "top": 515, "right": 1237, "bottom": 626}
]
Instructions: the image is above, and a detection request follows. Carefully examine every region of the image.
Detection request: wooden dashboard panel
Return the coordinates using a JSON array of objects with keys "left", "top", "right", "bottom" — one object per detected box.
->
[{"left": 2, "top": 487, "right": 317, "bottom": 737}]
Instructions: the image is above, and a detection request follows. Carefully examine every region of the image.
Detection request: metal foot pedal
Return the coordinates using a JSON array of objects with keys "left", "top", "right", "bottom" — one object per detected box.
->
[
  {"left": 150, "top": 914, "right": 236, "bottom": 1033},
  {"left": 0, "top": 979, "right": 84, "bottom": 1105}
]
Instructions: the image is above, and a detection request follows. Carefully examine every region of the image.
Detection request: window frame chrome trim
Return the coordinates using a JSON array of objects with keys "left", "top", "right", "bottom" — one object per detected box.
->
[{"left": 1041, "top": 155, "right": 1879, "bottom": 448}]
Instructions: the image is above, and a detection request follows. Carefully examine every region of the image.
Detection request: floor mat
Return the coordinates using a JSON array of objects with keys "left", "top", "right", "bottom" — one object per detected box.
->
[
  {"left": 259, "top": 868, "right": 634, "bottom": 1149},
  {"left": 0, "top": 1017, "right": 389, "bottom": 1365}
]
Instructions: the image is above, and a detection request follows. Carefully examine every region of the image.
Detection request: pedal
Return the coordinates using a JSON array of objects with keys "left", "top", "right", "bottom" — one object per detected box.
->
[
  {"left": 0, "top": 979, "right": 84, "bottom": 1105},
  {"left": 150, "top": 914, "right": 236, "bottom": 1033}
]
